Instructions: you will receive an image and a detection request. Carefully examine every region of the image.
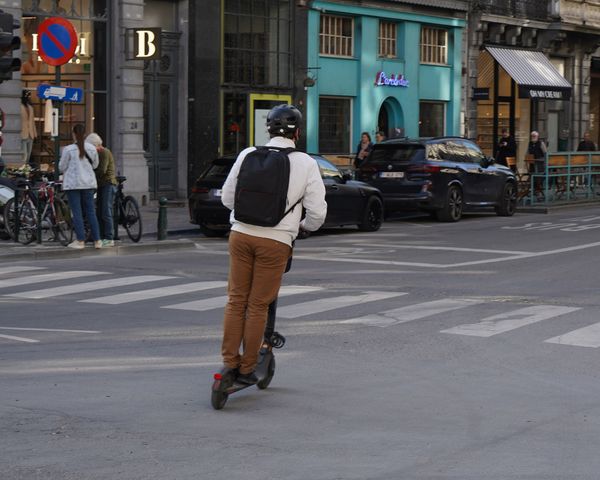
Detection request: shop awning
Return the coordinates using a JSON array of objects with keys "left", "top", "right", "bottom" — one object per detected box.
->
[{"left": 485, "top": 46, "right": 572, "bottom": 100}]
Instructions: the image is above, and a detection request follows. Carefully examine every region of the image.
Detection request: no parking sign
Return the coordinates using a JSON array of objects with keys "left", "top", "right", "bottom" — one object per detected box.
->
[{"left": 37, "top": 17, "right": 78, "bottom": 67}]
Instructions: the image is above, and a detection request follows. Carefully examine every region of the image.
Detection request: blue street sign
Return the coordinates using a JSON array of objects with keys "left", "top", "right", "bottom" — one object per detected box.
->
[{"left": 37, "top": 84, "right": 83, "bottom": 103}]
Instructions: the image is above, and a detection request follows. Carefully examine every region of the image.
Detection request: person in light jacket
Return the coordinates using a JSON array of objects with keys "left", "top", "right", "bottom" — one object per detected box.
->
[
  {"left": 219, "top": 104, "right": 327, "bottom": 385},
  {"left": 59, "top": 124, "right": 102, "bottom": 249}
]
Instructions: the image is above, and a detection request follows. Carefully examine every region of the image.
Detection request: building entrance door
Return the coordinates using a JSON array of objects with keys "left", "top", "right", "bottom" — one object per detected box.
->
[{"left": 144, "top": 33, "right": 180, "bottom": 200}]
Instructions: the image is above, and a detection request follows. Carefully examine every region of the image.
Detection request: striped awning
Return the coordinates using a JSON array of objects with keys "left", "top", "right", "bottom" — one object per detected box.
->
[{"left": 485, "top": 46, "right": 572, "bottom": 100}]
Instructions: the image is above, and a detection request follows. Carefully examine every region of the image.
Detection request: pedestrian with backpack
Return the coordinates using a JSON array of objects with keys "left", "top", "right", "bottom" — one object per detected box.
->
[{"left": 220, "top": 104, "right": 327, "bottom": 385}]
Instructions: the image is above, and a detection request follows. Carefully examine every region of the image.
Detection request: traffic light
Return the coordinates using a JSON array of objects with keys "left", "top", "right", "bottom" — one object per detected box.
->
[{"left": 0, "top": 10, "right": 20, "bottom": 84}]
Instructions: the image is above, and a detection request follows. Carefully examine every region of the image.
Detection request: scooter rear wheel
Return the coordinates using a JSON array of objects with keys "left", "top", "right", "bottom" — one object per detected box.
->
[
  {"left": 211, "top": 390, "right": 228, "bottom": 410},
  {"left": 256, "top": 356, "right": 275, "bottom": 390}
]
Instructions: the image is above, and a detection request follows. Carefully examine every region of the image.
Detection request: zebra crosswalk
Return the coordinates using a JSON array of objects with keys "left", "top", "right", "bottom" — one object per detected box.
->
[{"left": 1, "top": 266, "right": 599, "bottom": 349}]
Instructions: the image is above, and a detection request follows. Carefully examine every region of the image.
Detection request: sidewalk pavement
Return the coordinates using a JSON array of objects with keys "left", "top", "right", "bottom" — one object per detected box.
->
[{"left": 0, "top": 201, "right": 203, "bottom": 261}]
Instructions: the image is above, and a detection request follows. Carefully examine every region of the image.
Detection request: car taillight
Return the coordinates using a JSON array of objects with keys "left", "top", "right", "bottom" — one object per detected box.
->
[
  {"left": 409, "top": 164, "right": 442, "bottom": 174},
  {"left": 191, "top": 186, "right": 209, "bottom": 194}
]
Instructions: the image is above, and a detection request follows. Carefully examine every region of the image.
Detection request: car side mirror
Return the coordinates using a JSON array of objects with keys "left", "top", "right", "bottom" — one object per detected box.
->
[
  {"left": 481, "top": 157, "right": 494, "bottom": 167},
  {"left": 342, "top": 173, "right": 353, "bottom": 182}
]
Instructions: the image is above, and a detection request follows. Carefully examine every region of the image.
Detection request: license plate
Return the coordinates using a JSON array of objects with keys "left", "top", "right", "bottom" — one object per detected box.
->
[
  {"left": 380, "top": 172, "right": 404, "bottom": 178},
  {"left": 213, "top": 189, "right": 222, "bottom": 197}
]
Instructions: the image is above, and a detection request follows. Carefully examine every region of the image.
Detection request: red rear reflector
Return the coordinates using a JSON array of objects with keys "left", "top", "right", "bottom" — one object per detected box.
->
[
  {"left": 214, "top": 373, "right": 222, "bottom": 380},
  {"left": 192, "top": 187, "right": 209, "bottom": 194},
  {"left": 423, "top": 165, "right": 442, "bottom": 173}
]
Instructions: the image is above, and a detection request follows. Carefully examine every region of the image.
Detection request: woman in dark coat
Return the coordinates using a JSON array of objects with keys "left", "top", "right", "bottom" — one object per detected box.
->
[{"left": 354, "top": 132, "right": 373, "bottom": 168}]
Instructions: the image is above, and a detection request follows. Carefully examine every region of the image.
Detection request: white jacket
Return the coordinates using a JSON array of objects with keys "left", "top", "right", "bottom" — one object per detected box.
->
[
  {"left": 59, "top": 143, "right": 99, "bottom": 190},
  {"left": 221, "top": 137, "right": 327, "bottom": 247}
]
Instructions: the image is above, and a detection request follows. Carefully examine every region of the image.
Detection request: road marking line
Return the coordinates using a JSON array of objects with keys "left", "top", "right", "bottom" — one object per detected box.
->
[
  {"left": 0, "top": 327, "right": 100, "bottom": 333},
  {"left": 6, "top": 275, "right": 176, "bottom": 299},
  {"left": 0, "top": 266, "right": 46, "bottom": 274},
  {"left": 163, "top": 285, "right": 323, "bottom": 312},
  {"left": 545, "top": 322, "right": 600, "bottom": 348},
  {"left": 441, "top": 305, "right": 581, "bottom": 337},
  {"left": 0, "top": 333, "right": 39, "bottom": 343},
  {"left": 0, "top": 271, "right": 108, "bottom": 289},
  {"left": 80, "top": 281, "right": 228, "bottom": 304},
  {"left": 340, "top": 298, "right": 485, "bottom": 327},
  {"left": 359, "top": 244, "right": 533, "bottom": 255},
  {"left": 277, "top": 291, "right": 408, "bottom": 318}
]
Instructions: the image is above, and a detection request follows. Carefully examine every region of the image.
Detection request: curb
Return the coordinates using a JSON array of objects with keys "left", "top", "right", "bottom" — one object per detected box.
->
[
  {"left": 0, "top": 239, "right": 198, "bottom": 261},
  {"left": 518, "top": 200, "right": 600, "bottom": 214}
]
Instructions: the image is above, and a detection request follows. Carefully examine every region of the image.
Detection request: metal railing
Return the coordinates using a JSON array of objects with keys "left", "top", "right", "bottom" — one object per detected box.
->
[
  {"left": 522, "top": 152, "right": 600, "bottom": 205},
  {"left": 474, "top": 0, "right": 551, "bottom": 21}
]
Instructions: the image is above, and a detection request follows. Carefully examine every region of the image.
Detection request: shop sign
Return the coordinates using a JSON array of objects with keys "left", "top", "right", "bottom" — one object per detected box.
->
[
  {"left": 37, "top": 17, "right": 78, "bottom": 67},
  {"left": 132, "top": 28, "right": 162, "bottom": 60},
  {"left": 519, "top": 86, "right": 571, "bottom": 100},
  {"left": 472, "top": 87, "right": 489, "bottom": 100},
  {"left": 375, "top": 71, "right": 409, "bottom": 88}
]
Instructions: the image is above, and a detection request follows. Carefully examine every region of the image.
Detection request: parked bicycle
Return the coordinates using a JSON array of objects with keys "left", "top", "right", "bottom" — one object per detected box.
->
[
  {"left": 113, "top": 175, "right": 142, "bottom": 242},
  {"left": 4, "top": 175, "right": 73, "bottom": 246}
]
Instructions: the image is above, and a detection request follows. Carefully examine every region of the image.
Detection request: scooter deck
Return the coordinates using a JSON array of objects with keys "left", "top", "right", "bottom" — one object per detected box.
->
[{"left": 213, "top": 350, "right": 273, "bottom": 395}]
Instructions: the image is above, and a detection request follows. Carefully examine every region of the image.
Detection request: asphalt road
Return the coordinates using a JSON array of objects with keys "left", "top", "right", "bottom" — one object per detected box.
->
[{"left": 2, "top": 208, "right": 600, "bottom": 479}]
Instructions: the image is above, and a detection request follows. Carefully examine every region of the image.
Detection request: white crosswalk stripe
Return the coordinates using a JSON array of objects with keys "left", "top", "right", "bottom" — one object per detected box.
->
[
  {"left": 6, "top": 275, "right": 176, "bottom": 299},
  {"left": 441, "top": 305, "right": 581, "bottom": 337},
  {"left": 340, "top": 298, "right": 485, "bottom": 327},
  {"left": 163, "top": 285, "right": 323, "bottom": 312},
  {"left": 80, "top": 281, "right": 228, "bottom": 305},
  {"left": 277, "top": 291, "right": 407, "bottom": 319},
  {"left": 0, "top": 266, "right": 46, "bottom": 275},
  {"left": 0, "top": 271, "right": 108, "bottom": 289},
  {"left": 544, "top": 322, "right": 600, "bottom": 348}
]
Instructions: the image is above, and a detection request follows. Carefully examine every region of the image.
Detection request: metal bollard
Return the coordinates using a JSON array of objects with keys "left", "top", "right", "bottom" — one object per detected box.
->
[
  {"left": 36, "top": 187, "right": 42, "bottom": 244},
  {"left": 13, "top": 188, "right": 19, "bottom": 243},
  {"left": 157, "top": 197, "right": 168, "bottom": 240}
]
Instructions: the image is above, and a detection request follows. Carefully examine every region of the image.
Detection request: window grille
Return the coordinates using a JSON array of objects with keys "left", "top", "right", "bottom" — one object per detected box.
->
[
  {"left": 420, "top": 27, "right": 448, "bottom": 65},
  {"left": 379, "top": 21, "right": 396, "bottom": 58},
  {"left": 320, "top": 15, "right": 353, "bottom": 57}
]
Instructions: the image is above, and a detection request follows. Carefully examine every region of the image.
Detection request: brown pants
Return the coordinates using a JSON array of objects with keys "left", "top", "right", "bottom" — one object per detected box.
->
[{"left": 221, "top": 231, "right": 292, "bottom": 374}]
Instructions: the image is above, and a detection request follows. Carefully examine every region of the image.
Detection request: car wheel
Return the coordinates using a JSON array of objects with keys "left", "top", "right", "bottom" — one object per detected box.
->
[
  {"left": 436, "top": 185, "right": 463, "bottom": 222},
  {"left": 358, "top": 196, "right": 383, "bottom": 232},
  {"left": 495, "top": 182, "right": 517, "bottom": 217},
  {"left": 199, "top": 224, "right": 229, "bottom": 237}
]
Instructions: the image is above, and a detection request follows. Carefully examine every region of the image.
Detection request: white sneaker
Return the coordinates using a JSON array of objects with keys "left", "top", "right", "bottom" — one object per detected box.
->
[
  {"left": 94, "top": 240, "right": 103, "bottom": 249},
  {"left": 101, "top": 239, "right": 115, "bottom": 247},
  {"left": 67, "top": 240, "right": 85, "bottom": 249}
]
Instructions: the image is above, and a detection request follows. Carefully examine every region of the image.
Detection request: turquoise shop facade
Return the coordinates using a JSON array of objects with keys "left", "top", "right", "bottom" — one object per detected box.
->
[{"left": 305, "top": 1, "right": 465, "bottom": 154}]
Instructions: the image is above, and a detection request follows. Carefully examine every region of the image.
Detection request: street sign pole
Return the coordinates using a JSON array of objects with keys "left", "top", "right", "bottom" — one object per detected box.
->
[{"left": 55, "top": 65, "right": 61, "bottom": 173}]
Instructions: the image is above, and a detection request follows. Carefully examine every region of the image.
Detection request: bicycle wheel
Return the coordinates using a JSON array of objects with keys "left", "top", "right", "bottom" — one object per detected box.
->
[
  {"left": 4, "top": 197, "right": 37, "bottom": 245},
  {"left": 122, "top": 195, "right": 142, "bottom": 242},
  {"left": 52, "top": 198, "right": 73, "bottom": 246}
]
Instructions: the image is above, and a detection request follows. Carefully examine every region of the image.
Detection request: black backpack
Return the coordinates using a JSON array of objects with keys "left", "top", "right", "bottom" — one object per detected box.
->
[{"left": 234, "top": 146, "right": 302, "bottom": 227}]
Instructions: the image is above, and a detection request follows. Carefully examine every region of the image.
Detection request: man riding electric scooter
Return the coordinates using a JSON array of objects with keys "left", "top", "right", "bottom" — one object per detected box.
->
[{"left": 211, "top": 104, "right": 327, "bottom": 409}]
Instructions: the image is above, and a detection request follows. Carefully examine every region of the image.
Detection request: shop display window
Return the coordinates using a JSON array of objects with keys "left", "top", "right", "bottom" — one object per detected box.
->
[
  {"left": 419, "top": 102, "right": 445, "bottom": 137},
  {"left": 318, "top": 97, "right": 351, "bottom": 154},
  {"left": 21, "top": 0, "right": 108, "bottom": 172},
  {"left": 222, "top": 93, "right": 248, "bottom": 155}
]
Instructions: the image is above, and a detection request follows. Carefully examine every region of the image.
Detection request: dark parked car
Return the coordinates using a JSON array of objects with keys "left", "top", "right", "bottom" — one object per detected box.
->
[
  {"left": 189, "top": 154, "right": 384, "bottom": 237},
  {"left": 355, "top": 137, "right": 517, "bottom": 222}
]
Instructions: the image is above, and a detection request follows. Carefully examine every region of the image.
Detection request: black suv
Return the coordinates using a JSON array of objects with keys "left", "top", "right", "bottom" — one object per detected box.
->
[{"left": 355, "top": 137, "right": 517, "bottom": 222}]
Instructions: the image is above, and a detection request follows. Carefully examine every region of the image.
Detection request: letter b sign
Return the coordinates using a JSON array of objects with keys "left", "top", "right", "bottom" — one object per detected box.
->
[{"left": 133, "top": 28, "right": 161, "bottom": 60}]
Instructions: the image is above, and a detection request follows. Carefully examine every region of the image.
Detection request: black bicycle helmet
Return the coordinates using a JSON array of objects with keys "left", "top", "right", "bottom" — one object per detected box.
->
[{"left": 266, "top": 104, "right": 302, "bottom": 135}]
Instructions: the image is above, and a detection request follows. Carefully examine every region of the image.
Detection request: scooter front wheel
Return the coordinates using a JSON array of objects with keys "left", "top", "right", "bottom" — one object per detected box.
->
[
  {"left": 256, "top": 356, "right": 275, "bottom": 390},
  {"left": 211, "top": 389, "right": 228, "bottom": 410}
]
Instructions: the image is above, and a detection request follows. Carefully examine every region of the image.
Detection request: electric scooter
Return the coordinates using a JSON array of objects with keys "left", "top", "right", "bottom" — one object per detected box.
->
[{"left": 211, "top": 256, "right": 292, "bottom": 410}]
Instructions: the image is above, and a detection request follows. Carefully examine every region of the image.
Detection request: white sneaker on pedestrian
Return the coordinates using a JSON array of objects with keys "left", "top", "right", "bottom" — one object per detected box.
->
[
  {"left": 67, "top": 240, "right": 85, "bottom": 249},
  {"left": 94, "top": 240, "right": 103, "bottom": 249},
  {"left": 101, "top": 239, "right": 115, "bottom": 247}
]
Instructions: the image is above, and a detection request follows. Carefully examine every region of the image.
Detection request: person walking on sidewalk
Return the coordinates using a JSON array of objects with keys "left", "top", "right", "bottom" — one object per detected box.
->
[
  {"left": 219, "top": 104, "right": 327, "bottom": 385},
  {"left": 86, "top": 133, "right": 117, "bottom": 247},
  {"left": 59, "top": 124, "right": 102, "bottom": 249}
]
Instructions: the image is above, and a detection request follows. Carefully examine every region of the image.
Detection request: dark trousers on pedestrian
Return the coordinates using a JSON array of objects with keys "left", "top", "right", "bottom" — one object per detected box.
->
[
  {"left": 97, "top": 184, "right": 116, "bottom": 240},
  {"left": 221, "top": 231, "right": 291, "bottom": 374}
]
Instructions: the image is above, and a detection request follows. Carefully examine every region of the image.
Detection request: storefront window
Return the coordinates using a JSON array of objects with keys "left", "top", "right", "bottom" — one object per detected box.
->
[
  {"left": 21, "top": 0, "right": 108, "bottom": 170},
  {"left": 419, "top": 102, "right": 445, "bottom": 137},
  {"left": 319, "top": 97, "right": 351, "bottom": 154}
]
